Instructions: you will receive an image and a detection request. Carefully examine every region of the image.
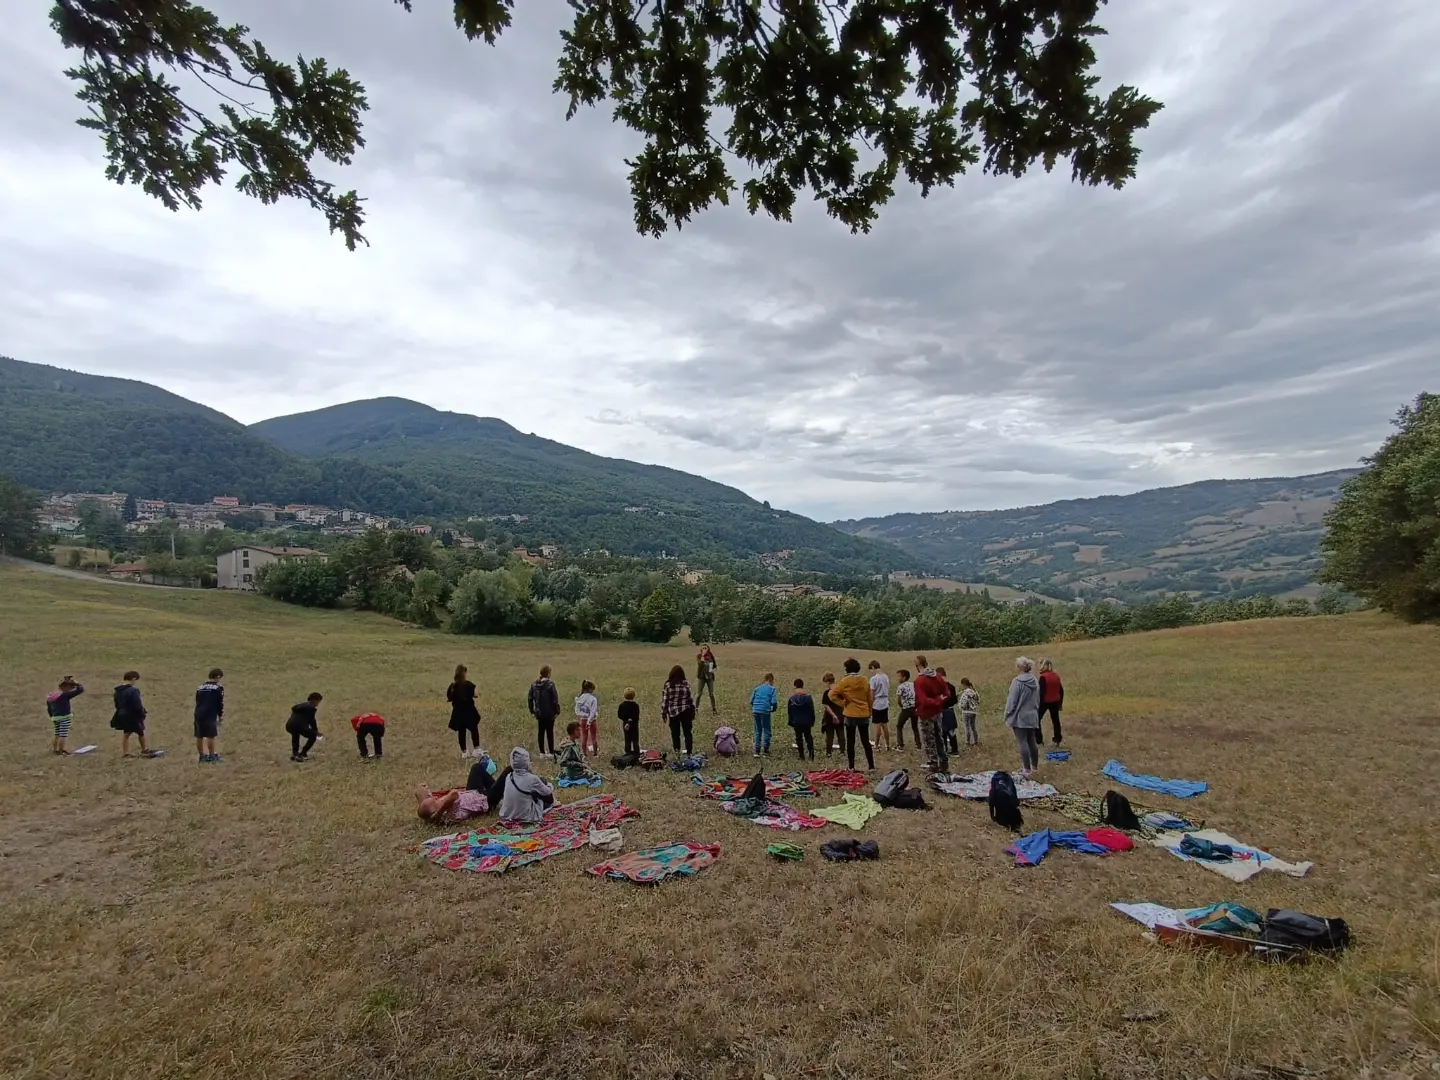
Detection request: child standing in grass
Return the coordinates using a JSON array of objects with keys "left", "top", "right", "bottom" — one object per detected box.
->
[
  {"left": 111, "top": 671, "right": 161, "bottom": 758},
  {"left": 787, "top": 678, "right": 816, "bottom": 762},
  {"left": 46, "top": 676, "right": 84, "bottom": 755},
  {"left": 958, "top": 678, "right": 981, "bottom": 746},
  {"left": 937, "top": 666, "right": 960, "bottom": 754},
  {"left": 750, "top": 673, "right": 778, "bottom": 756},
  {"left": 618, "top": 687, "right": 640, "bottom": 756},
  {"left": 286, "top": 693, "right": 324, "bottom": 762},
  {"left": 194, "top": 668, "right": 224, "bottom": 764},
  {"left": 575, "top": 680, "right": 599, "bottom": 757},
  {"left": 868, "top": 660, "right": 892, "bottom": 752},
  {"left": 894, "top": 669, "right": 918, "bottom": 751},
  {"left": 820, "top": 672, "right": 843, "bottom": 756}
]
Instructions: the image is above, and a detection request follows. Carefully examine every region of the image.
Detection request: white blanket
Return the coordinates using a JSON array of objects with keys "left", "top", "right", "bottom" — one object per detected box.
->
[
  {"left": 1149, "top": 829, "right": 1313, "bottom": 882},
  {"left": 1110, "top": 902, "right": 1187, "bottom": 929},
  {"left": 932, "top": 770, "right": 1058, "bottom": 800}
]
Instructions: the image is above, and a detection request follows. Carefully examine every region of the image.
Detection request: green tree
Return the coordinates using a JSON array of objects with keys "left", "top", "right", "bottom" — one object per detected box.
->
[
  {"left": 121, "top": 492, "right": 138, "bottom": 522},
  {"left": 631, "top": 587, "right": 682, "bottom": 643},
  {"left": 257, "top": 559, "right": 348, "bottom": 607},
  {"left": 53, "top": 0, "right": 1159, "bottom": 248},
  {"left": 1321, "top": 393, "right": 1440, "bottom": 621},
  {"left": 450, "top": 566, "right": 534, "bottom": 634},
  {"left": 0, "top": 473, "right": 43, "bottom": 558},
  {"left": 408, "top": 568, "right": 445, "bottom": 627},
  {"left": 76, "top": 498, "right": 125, "bottom": 552}
]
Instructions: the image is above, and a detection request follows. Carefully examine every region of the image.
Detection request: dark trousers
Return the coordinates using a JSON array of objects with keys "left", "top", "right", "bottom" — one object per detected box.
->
[
  {"left": 356, "top": 722, "right": 384, "bottom": 757},
  {"left": 895, "top": 708, "right": 919, "bottom": 747},
  {"left": 290, "top": 729, "right": 316, "bottom": 757},
  {"left": 668, "top": 708, "right": 694, "bottom": 754},
  {"left": 623, "top": 724, "right": 640, "bottom": 755},
  {"left": 456, "top": 721, "right": 479, "bottom": 752},
  {"left": 1041, "top": 704, "right": 1062, "bottom": 744},
  {"left": 535, "top": 716, "right": 557, "bottom": 755},
  {"left": 698, "top": 678, "right": 717, "bottom": 713},
  {"left": 845, "top": 720, "right": 875, "bottom": 771},
  {"left": 942, "top": 708, "right": 959, "bottom": 753},
  {"left": 793, "top": 726, "right": 815, "bottom": 760}
]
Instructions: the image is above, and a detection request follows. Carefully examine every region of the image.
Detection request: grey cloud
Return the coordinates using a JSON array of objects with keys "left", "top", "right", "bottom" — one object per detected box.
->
[{"left": 0, "top": 0, "right": 1435, "bottom": 518}]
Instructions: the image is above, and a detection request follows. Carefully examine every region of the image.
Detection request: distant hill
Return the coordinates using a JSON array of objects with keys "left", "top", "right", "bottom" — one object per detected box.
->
[
  {"left": 834, "top": 471, "right": 1359, "bottom": 601},
  {"left": 252, "top": 398, "right": 908, "bottom": 572},
  {"left": 0, "top": 359, "right": 908, "bottom": 573}
]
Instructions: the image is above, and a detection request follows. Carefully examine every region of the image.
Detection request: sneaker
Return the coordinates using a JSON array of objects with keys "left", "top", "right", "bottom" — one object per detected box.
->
[
  {"left": 141, "top": 749, "right": 163, "bottom": 758},
  {"left": 360, "top": 753, "right": 371, "bottom": 761},
  {"left": 290, "top": 754, "right": 301, "bottom": 762},
  {"left": 752, "top": 751, "right": 761, "bottom": 758}
]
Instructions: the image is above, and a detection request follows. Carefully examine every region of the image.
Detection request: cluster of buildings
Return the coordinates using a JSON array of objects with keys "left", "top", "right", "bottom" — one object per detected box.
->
[{"left": 38, "top": 492, "right": 403, "bottom": 536}]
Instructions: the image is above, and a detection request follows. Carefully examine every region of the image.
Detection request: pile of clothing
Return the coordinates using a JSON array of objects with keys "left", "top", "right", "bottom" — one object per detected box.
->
[
  {"left": 1112, "top": 901, "right": 1348, "bottom": 959},
  {"left": 720, "top": 797, "right": 827, "bottom": 831},
  {"left": 1006, "top": 826, "right": 1134, "bottom": 866}
]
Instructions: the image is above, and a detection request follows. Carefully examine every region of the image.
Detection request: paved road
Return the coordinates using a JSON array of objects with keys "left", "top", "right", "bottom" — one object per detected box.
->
[{"left": 1, "top": 556, "right": 156, "bottom": 587}]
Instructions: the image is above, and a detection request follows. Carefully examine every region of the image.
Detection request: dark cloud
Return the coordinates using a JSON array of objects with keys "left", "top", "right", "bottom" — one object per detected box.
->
[{"left": 0, "top": 0, "right": 1434, "bottom": 519}]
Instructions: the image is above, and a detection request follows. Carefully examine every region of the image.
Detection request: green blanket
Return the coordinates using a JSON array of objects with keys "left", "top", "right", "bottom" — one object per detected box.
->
[{"left": 812, "top": 793, "right": 884, "bottom": 829}]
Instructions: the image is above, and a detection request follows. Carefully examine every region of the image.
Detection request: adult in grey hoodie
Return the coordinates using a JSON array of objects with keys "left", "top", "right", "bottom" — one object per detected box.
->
[
  {"left": 1004, "top": 658, "right": 1042, "bottom": 775},
  {"left": 497, "top": 746, "right": 555, "bottom": 823}
]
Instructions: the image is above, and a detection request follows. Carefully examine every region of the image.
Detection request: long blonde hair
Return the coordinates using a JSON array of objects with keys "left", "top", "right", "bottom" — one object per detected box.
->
[{"left": 1038, "top": 658, "right": 1055, "bottom": 673}]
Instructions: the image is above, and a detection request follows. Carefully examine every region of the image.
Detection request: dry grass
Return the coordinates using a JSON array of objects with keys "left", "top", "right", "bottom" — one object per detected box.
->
[{"left": 1, "top": 559, "right": 1437, "bottom": 1080}]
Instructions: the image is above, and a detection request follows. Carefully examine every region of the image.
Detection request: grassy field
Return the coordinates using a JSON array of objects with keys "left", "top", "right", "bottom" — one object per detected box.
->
[{"left": 1, "top": 559, "right": 1437, "bottom": 1080}]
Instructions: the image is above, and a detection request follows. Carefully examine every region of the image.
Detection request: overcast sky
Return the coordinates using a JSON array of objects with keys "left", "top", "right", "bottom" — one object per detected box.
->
[{"left": 2, "top": 2, "right": 1436, "bottom": 521}]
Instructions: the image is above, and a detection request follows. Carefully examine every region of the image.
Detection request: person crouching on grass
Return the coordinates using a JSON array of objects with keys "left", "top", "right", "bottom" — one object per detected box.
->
[
  {"left": 286, "top": 693, "right": 324, "bottom": 762},
  {"left": 111, "top": 671, "right": 162, "bottom": 758},
  {"left": 352, "top": 712, "right": 385, "bottom": 760},
  {"left": 193, "top": 668, "right": 225, "bottom": 764},
  {"left": 46, "top": 676, "right": 84, "bottom": 755}
]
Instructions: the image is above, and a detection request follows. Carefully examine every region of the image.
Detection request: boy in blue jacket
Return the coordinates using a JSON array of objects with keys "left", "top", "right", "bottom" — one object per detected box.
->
[{"left": 750, "top": 673, "right": 778, "bottom": 757}]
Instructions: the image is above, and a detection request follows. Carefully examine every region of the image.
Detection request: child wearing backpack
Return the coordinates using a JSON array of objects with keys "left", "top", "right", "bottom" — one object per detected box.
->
[
  {"left": 617, "top": 687, "right": 640, "bottom": 756},
  {"left": 958, "top": 677, "right": 980, "bottom": 746},
  {"left": 575, "top": 680, "right": 599, "bottom": 757},
  {"left": 787, "top": 678, "right": 816, "bottom": 761},
  {"left": 46, "top": 676, "right": 84, "bottom": 754},
  {"left": 750, "top": 673, "right": 778, "bottom": 757}
]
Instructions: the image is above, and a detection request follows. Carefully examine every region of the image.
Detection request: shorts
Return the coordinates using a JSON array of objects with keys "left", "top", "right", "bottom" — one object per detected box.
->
[
  {"left": 51, "top": 715, "right": 72, "bottom": 738},
  {"left": 111, "top": 714, "right": 145, "bottom": 735},
  {"left": 194, "top": 714, "right": 219, "bottom": 739},
  {"left": 871, "top": 708, "right": 890, "bottom": 725}
]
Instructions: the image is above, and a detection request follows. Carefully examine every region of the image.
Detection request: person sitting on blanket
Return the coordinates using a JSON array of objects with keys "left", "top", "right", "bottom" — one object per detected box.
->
[
  {"left": 555, "top": 722, "right": 599, "bottom": 782},
  {"left": 415, "top": 784, "right": 489, "bottom": 825},
  {"left": 497, "top": 746, "right": 555, "bottom": 822}
]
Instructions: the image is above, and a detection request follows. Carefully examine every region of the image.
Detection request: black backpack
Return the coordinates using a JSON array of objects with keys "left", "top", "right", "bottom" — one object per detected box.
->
[
  {"left": 873, "top": 769, "right": 909, "bottom": 806},
  {"left": 890, "top": 788, "right": 929, "bottom": 810},
  {"left": 610, "top": 751, "right": 640, "bottom": 770},
  {"left": 1100, "top": 790, "right": 1142, "bottom": 831},
  {"left": 1260, "top": 909, "right": 1351, "bottom": 952},
  {"left": 988, "top": 771, "right": 1024, "bottom": 831}
]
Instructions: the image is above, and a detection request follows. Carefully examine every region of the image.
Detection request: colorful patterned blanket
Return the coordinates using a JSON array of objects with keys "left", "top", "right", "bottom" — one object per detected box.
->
[
  {"left": 416, "top": 794, "right": 637, "bottom": 874},
  {"left": 1028, "top": 792, "right": 1202, "bottom": 839},
  {"left": 587, "top": 842, "right": 721, "bottom": 884},
  {"left": 692, "top": 773, "right": 819, "bottom": 800},
  {"left": 720, "top": 798, "right": 828, "bottom": 831}
]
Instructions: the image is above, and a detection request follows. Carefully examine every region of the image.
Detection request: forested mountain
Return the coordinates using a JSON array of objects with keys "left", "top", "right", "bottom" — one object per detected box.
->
[
  {"left": 252, "top": 398, "right": 906, "bottom": 572},
  {"left": 0, "top": 359, "right": 908, "bottom": 573},
  {"left": 834, "top": 471, "right": 1358, "bottom": 601},
  {"left": 0, "top": 357, "right": 456, "bottom": 514}
]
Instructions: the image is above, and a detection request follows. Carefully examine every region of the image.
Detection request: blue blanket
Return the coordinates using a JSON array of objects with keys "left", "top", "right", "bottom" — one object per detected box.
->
[
  {"left": 1006, "top": 829, "right": 1110, "bottom": 866},
  {"left": 1102, "top": 760, "right": 1207, "bottom": 798}
]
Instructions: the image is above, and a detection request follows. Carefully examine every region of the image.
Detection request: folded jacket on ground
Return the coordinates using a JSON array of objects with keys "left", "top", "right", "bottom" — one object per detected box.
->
[
  {"left": 820, "top": 838, "right": 879, "bottom": 861},
  {"left": 1006, "top": 828, "right": 1113, "bottom": 866},
  {"left": 1101, "top": 760, "right": 1208, "bottom": 798}
]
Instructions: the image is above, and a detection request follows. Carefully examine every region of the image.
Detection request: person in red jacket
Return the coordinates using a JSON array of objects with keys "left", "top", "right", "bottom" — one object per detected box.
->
[
  {"left": 1037, "top": 659, "right": 1064, "bottom": 745},
  {"left": 912, "top": 655, "right": 950, "bottom": 775},
  {"left": 352, "top": 712, "right": 386, "bottom": 760}
]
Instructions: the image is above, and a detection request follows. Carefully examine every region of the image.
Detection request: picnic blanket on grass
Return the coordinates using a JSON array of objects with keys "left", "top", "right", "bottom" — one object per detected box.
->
[
  {"left": 1028, "top": 792, "right": 1203, "bottom": 839},
  {"left": 1102, "top": 760, "right": 1207, "bottom": 798},
  {"left": 931, "top": 771, "right": 1057, "bottom": 801},
  {"left": 417, "top": 793, "right": 637, "bottom": 874},
  {"left": 693, "top": 773, "right": 818, "bottom": 800},
  {"left": 556, "top": 774, "right": 603, "bottom": 788},
  {"left": 587, "top": 842, "right": 720, "bottom": 884},
  {"left": 812, "top": 793, "right": 885, "bottom": 829},
  {"left": 720, "top": 797, "right": 827, "bottom": 831},
  {"left": 1150, "top": 829, "right": 1312, "bottom": 882},
  {"left": 805, "top": 769, "right": 868, "bottom": 790}
]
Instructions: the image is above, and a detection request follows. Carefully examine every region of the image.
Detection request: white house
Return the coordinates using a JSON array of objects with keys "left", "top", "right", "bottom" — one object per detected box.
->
[{"left": 216, "top": 545, "right": 326, "bottom": 591}]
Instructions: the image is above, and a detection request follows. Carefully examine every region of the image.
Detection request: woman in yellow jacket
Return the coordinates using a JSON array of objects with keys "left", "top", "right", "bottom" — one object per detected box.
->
[{"left": 829, "top": 657, "right": 876, "bottom": 771}]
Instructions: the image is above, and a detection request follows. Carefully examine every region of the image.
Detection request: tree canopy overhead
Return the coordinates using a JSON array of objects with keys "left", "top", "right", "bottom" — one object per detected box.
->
[{"left": 51, "top": 0, "right": 1161, "bottom": 248}]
